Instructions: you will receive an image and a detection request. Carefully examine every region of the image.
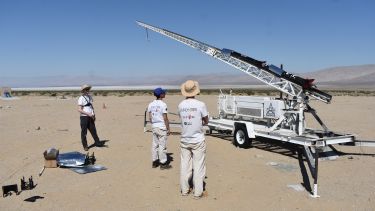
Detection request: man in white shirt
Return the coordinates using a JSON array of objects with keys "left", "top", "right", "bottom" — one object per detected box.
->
[
  {"left": 147, "top": 87, "right": 171, "bottom": 170},
  {"left": 178, "top": 80, "right": 209, "bottom": 199},
  {"left": 77, "top": 84, "right": 103, "bottom": 151}
]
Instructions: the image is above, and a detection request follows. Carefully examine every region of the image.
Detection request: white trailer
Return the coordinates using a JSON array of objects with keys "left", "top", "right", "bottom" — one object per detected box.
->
[{"left": 208, "top": 94, "right": 358, "bottom": 149}]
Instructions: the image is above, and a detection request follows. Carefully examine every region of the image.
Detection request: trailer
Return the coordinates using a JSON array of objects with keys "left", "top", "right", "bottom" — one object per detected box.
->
[
  {"left": 209, "top": 94, "right": 357, "bottom": 148},
  {"left": 136, "top": 21, "right": 375, "bottom": 198}
]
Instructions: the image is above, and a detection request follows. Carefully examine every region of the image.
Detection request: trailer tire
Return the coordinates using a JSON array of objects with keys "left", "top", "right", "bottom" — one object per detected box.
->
[{"left": 233, "top": 125, "right": 252, "bottom": 148}]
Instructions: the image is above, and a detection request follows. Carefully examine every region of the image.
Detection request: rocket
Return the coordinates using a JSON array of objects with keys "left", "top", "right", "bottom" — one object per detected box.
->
[{"left": 222, "top": 49, "right": 315, "bottom": 89}]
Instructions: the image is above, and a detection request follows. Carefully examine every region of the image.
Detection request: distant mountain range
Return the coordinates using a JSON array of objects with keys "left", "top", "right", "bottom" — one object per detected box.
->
[
  {"left": 1, "top": 64, "right": 375, "bottom": 89},
  {"left": 303, "top": 64, "right": 375, "bottom": 88}
]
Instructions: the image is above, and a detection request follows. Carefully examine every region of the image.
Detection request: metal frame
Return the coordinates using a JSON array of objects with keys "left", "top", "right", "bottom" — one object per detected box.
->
[{"left": 136, "top": 21, "right": 328, "bottom": 103}]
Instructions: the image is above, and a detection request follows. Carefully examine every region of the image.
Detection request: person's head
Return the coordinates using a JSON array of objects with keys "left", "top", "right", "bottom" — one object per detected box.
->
[
  {"left": 181, "top": 80, "right": 200, "bottom": 98},
  {"left": 153, "top": 87, "right": 166, "bottom": 99},
  {"left": 81, "top": 84, "right": 92, "bottom": 94}
]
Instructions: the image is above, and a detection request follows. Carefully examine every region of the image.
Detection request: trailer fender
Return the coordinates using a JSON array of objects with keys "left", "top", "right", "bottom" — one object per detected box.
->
[
  {"left": 244, "top": 122, "right": 256, "bottom": 138},
  {"left": 234, "top": 122, "right": 255, "bottom": 139}
]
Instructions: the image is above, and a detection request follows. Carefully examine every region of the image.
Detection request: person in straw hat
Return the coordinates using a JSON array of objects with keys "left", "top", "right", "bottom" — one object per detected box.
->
[
  {"left": 77, "top": 84, "right": 103, "bottom": 151},
  {"left": 178, "top": 80, "right": 209, "bottom": 199}
]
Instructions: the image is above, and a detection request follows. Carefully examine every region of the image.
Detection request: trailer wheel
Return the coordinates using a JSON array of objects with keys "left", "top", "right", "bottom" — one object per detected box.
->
[{"left": 233, "top": 125, "right": 252, "bottom": 148}]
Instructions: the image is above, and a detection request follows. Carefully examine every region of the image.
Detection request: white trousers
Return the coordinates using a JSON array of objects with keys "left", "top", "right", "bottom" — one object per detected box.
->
[
  {"left": 151, "top": 127, "right": 168, "bottom": 164},
  {"left": 180, "top": 140, "right": 206, "bottom": 197}
]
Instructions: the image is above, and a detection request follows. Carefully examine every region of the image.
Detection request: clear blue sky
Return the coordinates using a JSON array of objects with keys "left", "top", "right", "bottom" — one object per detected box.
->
[{"left": 0, "top": 0, "right": 374, "bottom": 79}]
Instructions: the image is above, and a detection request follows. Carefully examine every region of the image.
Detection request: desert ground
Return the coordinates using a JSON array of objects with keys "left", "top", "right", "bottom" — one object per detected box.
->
[{"left": 1, "top": 94, "right": 375, "bottom": 210}]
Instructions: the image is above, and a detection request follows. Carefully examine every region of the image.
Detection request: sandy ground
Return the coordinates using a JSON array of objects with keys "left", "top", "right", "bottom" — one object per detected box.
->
[{"left": 0, "top": 95, "right": 375, "bottom": 210}]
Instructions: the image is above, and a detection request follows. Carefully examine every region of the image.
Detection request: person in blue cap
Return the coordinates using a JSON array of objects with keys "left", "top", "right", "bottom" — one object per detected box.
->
[{"left": 147, "top": 87, "right": 172, "bottom": 169}]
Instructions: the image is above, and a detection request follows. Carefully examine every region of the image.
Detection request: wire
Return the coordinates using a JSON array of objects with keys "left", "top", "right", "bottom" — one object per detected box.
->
[{"left": 146, "top": 28, "right": 149, "bottom": 41}]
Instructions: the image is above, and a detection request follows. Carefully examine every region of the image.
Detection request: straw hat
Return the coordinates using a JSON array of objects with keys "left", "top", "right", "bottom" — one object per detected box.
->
[
  {"left": 81, "top": 84, "right": 92, "bottom": 92},
  {"left": 181, "top": 80, "right": 200, "bottom": 97}
]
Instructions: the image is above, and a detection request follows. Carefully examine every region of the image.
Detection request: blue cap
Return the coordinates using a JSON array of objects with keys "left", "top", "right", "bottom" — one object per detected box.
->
[{"left": 153, "top": 87, "right": 166, "bottom": 97}]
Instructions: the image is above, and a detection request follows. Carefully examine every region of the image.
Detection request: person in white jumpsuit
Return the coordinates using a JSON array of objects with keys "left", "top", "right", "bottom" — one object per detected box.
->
[
  {"left": 178, "top": 80, "right": 209, "bottom": 198},
  {"left": 147, "top": 87, "right": 171, "bottom": 170}
]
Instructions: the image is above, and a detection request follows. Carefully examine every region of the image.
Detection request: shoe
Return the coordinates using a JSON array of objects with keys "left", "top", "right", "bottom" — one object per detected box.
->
[
  {"left": 181, "top": 190, "right": 190, "bottom": 196},
  {"left": 193, "top": 191, "right": 208, "bottom": 199},
  {"left": 160, "top": 163, "right": 172, "bottom": 170},
  {"left": 95, "top": 142, "right": 104, "bottom": 147},
  {"left": 152, "top": 160, "right": 159, "bottom": 168}
]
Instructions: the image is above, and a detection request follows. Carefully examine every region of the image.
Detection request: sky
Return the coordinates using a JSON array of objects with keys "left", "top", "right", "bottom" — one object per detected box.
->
[{"left": 0, "top": 0, "right": 374, "bottom": 83}]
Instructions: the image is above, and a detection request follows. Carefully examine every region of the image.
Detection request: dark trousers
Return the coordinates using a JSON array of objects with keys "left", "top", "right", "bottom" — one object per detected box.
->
[{"left": 80, "top": 116, "right": 100, "bottom": 148}]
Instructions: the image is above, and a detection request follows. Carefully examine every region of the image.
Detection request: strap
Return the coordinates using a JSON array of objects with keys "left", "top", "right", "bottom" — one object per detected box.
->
[{"left": 82, "top": 95, "right": 93, "bottom": 109}]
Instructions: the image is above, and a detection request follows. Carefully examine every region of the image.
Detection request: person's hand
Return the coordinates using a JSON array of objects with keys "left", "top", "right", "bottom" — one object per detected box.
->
[{"left": 91, "top": 115, "right": 96, "bottom": 121}]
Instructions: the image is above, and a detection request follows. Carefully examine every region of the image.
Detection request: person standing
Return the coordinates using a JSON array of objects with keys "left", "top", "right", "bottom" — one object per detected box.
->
[
  {"left": 178, "top": 80, "right": 209, "bottom": 198},
  {"left": 147, "top": 87, "right": 172, "bottom": 170},
  {"left": 78, "top": 84, "right": 103, "bottom": 151}
]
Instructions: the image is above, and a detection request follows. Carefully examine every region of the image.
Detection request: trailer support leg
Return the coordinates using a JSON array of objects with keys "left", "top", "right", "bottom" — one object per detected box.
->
[
  {"left": 311, "top": 148, "right": 320, "bottom": 198},
  {"left": 303, "top": 146, "right": 321, "bottom": 198}
]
